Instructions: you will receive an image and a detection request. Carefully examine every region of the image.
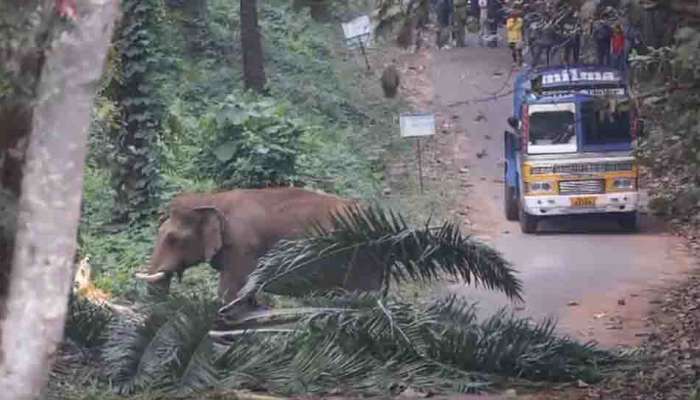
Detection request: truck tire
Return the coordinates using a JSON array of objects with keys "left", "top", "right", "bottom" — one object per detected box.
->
[
  {"left": 504, "top": 185, "right": 519, "bottom": 221},
  {"left": 618, "top": 212, "right": 639, "bottom": 232},
  {"left": 519, "top": 208, "right": 539, "bottom": 234}
]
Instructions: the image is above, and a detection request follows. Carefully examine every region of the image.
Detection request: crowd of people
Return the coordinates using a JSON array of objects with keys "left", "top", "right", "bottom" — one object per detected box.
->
[{"left": 431, "top": 0, "right": 644, "bottom": 73}]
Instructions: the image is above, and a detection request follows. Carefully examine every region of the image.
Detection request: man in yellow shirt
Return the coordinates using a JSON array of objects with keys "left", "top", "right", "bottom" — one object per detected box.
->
[{"left": 506, "top": 9, "right": 524, "bottom": 66}]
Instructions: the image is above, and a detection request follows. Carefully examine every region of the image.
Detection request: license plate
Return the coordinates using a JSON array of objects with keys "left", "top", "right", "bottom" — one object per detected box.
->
[{"left": 570, "top": 196, "right": 597, "bottom": 207}]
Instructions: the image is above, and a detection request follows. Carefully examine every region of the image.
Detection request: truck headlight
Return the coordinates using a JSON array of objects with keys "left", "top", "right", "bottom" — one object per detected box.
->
[
  {"left": 612, "top": 178, "right": 635, "bottom": 190},
  {"left": 525, "top": 181, "right": 555, "bottom": 194}
]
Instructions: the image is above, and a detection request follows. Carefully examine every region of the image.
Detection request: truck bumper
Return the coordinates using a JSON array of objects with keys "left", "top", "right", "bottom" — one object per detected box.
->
[{"left": 522, "top": 192, "right": 639, "bottom": 216}]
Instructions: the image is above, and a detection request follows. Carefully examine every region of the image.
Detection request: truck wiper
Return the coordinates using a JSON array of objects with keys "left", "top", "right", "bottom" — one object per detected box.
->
[{"left": 552, "top": 129, "right": 575, "bottom": 144}]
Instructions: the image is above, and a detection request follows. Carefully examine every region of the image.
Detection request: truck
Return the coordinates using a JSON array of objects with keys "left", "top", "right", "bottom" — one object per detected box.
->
[{"left": 503, "top": 65, "right": 642, "bottom": 233}]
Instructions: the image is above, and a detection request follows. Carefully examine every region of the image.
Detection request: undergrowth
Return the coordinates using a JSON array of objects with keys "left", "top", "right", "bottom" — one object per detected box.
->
[
  {"left": 80, "top": 0, "right": 405, "bottom": 296},
  {"left": 51, "top": 292, "right": 616, "bottom": 399}
]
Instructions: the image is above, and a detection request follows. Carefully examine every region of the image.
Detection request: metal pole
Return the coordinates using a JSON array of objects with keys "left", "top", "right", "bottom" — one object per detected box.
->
[
  {"left": 417, "top": 138, "right": 424, "bottom": 194},
  {"left": 358, "top": 36, "right": 371, "bottom": 71}
]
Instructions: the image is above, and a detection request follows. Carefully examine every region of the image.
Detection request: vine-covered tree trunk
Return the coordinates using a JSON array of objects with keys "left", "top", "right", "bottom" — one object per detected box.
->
[
  {"left": 0, "top": 1, "right": 118, "bottom": 398},
  {"left": 107, "top": 0, "right": 162, "bottom": 223},
  {"left": 240, "top": 0, "right": 266, "bottom": 93}
]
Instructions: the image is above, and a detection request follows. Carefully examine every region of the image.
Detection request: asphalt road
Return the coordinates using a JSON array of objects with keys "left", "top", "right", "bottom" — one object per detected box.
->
[{"left": 431, "top": 46, "right": 692, "bottom": 347}]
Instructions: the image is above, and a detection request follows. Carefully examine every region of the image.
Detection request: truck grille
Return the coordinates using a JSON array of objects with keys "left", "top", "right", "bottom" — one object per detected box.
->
[
  {"left": 559, "top": 179, "right": 605, "bottom": 195},
  {"left": 553, "top": 161, "right": 633, "bottom": 174}
]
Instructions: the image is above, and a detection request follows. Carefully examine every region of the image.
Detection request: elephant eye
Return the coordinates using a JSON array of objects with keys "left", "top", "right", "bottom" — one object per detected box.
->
[{"left": 165, "top": 233, "right": 179, "bottom": 245}]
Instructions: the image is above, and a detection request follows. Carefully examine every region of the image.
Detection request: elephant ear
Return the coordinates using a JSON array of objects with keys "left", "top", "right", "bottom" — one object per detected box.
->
[{"left": 194, "top": 206, "right": 226, "bottom": 262}]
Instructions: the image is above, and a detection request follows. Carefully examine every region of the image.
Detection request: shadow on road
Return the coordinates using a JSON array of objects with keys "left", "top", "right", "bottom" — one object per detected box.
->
[{"left": 533, "top": 213, "right": 667, "bottom": 235}]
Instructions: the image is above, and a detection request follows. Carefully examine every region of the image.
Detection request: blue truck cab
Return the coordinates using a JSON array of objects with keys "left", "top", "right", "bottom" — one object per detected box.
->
[{"left": 503, "top": 65, "right": 641, "bottom": 233}]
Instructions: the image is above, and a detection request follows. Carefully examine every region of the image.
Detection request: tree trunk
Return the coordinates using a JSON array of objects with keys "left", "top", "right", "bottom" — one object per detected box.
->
[
  {"left": 240, "top": 0, "right": 266, "bottom": 92},
  {"left": 0, "top": 0, "right": 52, "bottom": 325},
  {"left": 108, "top": 0, "right": 162, "bottom": 223},
  {"left": 0, "top": 1, "right": 119, "bottom": 398}
]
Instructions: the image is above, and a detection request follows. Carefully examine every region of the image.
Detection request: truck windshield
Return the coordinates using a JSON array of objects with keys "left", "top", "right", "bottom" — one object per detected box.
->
[
  {"left": 527, "top": 103, "right": 577, "bottom": 154},
  {"left": 581, "top": 101, "right": 632, "bottom": 146}
]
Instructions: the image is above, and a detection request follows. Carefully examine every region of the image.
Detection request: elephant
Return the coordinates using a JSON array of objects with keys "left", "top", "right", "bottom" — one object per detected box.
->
[{"left": 134, "top": 187, "right": 383, "bottom": 307}]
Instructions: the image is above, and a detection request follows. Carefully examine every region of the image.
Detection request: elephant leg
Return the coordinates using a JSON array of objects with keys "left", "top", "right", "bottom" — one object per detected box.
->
[
  {"left": 217, "top": 252, "right": 261, "bottom": 322},
  {"left": 218, "top": 252, "right": 259, "bottom": 303},
  {"left": 342, "top": 251, "right": 384, "bottom": 292}
]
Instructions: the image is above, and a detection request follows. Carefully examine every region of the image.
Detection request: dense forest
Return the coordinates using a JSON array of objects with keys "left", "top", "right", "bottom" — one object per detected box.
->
[{"left": 0, "top": 0, "right": 699, "bottom": 399}]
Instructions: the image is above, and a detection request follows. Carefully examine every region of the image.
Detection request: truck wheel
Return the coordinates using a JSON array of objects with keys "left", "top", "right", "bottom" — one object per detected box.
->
[
  {"left": 504, "top": 185, "right": 519, "bottom": 221},
  {"left": 618, "top": 212, "right": 639, "bottom": 232},
  {"left": 519, "top": 209, "right": 539, "bottom": 234}
]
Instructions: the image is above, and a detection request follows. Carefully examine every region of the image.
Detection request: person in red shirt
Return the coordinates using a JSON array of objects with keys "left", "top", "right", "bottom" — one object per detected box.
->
[{"left": 610, "top": 24, "right": 626, "bottom": 70}]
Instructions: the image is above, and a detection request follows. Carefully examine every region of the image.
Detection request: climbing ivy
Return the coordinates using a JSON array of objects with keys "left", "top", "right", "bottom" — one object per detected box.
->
[{"left": 104, "top": 0, "right": 165, "bottom": 223}]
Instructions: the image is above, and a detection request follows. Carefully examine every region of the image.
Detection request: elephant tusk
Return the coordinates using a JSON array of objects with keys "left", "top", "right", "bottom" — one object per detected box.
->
[{"left": 134, "top": 271, "right": 168, "bottom": 283}]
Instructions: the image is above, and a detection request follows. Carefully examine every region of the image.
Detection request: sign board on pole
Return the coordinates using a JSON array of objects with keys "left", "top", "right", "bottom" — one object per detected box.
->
[
  {"left": 399, "top": 113, "right": 436, "bottom": 138},
  {"left": 342, "top": 15, "right": 372, "bottom": 49}
]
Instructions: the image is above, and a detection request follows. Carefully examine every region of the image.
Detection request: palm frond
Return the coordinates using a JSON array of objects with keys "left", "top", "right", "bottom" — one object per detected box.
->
[
  {"left": 102, "top": 294, "right": 220, "bottom": 395},
  {"left": 426, "top": 295, "right": 613, "bottom": 382},
  {"left": 76, "top": 290, "right": 618, "bottom": 397},
  {"left": 234, "top": 206, "right": 521, "bottom": 305},
  {"left": 64, "top": 294, "right": 115, "bottom": 348},
  {"left": 102, "top": 306, "right": 155, "bottom": 394}
]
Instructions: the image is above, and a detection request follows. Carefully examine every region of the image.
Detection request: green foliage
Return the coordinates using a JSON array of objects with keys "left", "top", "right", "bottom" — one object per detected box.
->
[
  {"left": 196, "top": 94, "right": 308, "bottom": 188},
  {"left": 78, "top": 0, "right": 397, "bottom": 297},
  {"left": 633, "top": 26, "right": 700, "bottom": 227},
  {"left": 234, "top": 205, "right": 522, "bottom": 301}
]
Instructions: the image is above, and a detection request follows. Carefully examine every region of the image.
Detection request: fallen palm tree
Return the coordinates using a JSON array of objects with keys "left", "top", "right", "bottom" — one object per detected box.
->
[
  {"left": 54, "top": 292, "right": 615, "bottom": 398},
  {"left": 51, "top": 206, "right": 617, "bottom": 398}
]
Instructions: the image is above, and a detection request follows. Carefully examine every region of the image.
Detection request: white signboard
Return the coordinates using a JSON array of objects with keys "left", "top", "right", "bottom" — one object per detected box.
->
[
  {"left": 342, "top": 15, "right": 371, "bottom": 48},
  {"left": 541, "top": 69, "right": 620, "bottom": 85},
  {"left": 400, "top": 113, "right": 436, "bottom": 138},
  {"left": 545, "top": 88, "right": 627, "bottom": 97},
  {"left": 342, "top": 15, "right": 371, "bottom": 39}
]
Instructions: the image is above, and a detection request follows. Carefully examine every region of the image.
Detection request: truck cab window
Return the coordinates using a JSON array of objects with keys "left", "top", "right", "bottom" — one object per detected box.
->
[
  {"left": 527, "top": 103, "right": 578, "bottom": 155},
  {"left": 529, "top": 111, "right": 576, "bottom": 145},
  {"left": 581, "top": 101, "right": 631, "bottom": 145}
]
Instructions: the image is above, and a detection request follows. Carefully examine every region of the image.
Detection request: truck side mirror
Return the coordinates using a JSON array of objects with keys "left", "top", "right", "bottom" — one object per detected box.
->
[{"left": 507, "top": 116, "right": 519, "bottom": 129}]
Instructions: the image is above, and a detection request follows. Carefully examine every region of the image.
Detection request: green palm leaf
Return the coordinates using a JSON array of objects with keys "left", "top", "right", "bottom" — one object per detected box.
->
[
  {"left": 79, "top": 290, "right": 617, "bottom": 397},
  {"left": 102, "top": 294, "right": 220, "bottom": 394},
  {"left": 232, "top": 206, "right": 521, "bottom": 309}
]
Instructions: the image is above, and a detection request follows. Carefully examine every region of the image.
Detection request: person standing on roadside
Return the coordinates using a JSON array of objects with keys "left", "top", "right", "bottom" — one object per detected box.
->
[
  {"left": 479, "top": 0, "right": 489, "bottom": 45},
  {"left": 592, "top": 15, "right": 612, "bottom": 66},
  {"left": 623, "top": 20, "right": 642, "bottom": 73},
  {"left": 453, "top": 0, "right": 469, "bottom": 47},
  {"left": 506, "top": 8, "right": 524, "bottom": 66},
  {"left": 611, "top": 23, "right": 626, "bottom": 70},
  {"left": 436, "top": 0, "right": 453, "bottom": 48},
  {"left": 562, "top": 12, "right": 581, "bottom": 64}
]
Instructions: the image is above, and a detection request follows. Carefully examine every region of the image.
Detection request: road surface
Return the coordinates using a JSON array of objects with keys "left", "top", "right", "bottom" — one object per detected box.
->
[{"left": 430, "top": 46, "right": 692, "bottom": 347}]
